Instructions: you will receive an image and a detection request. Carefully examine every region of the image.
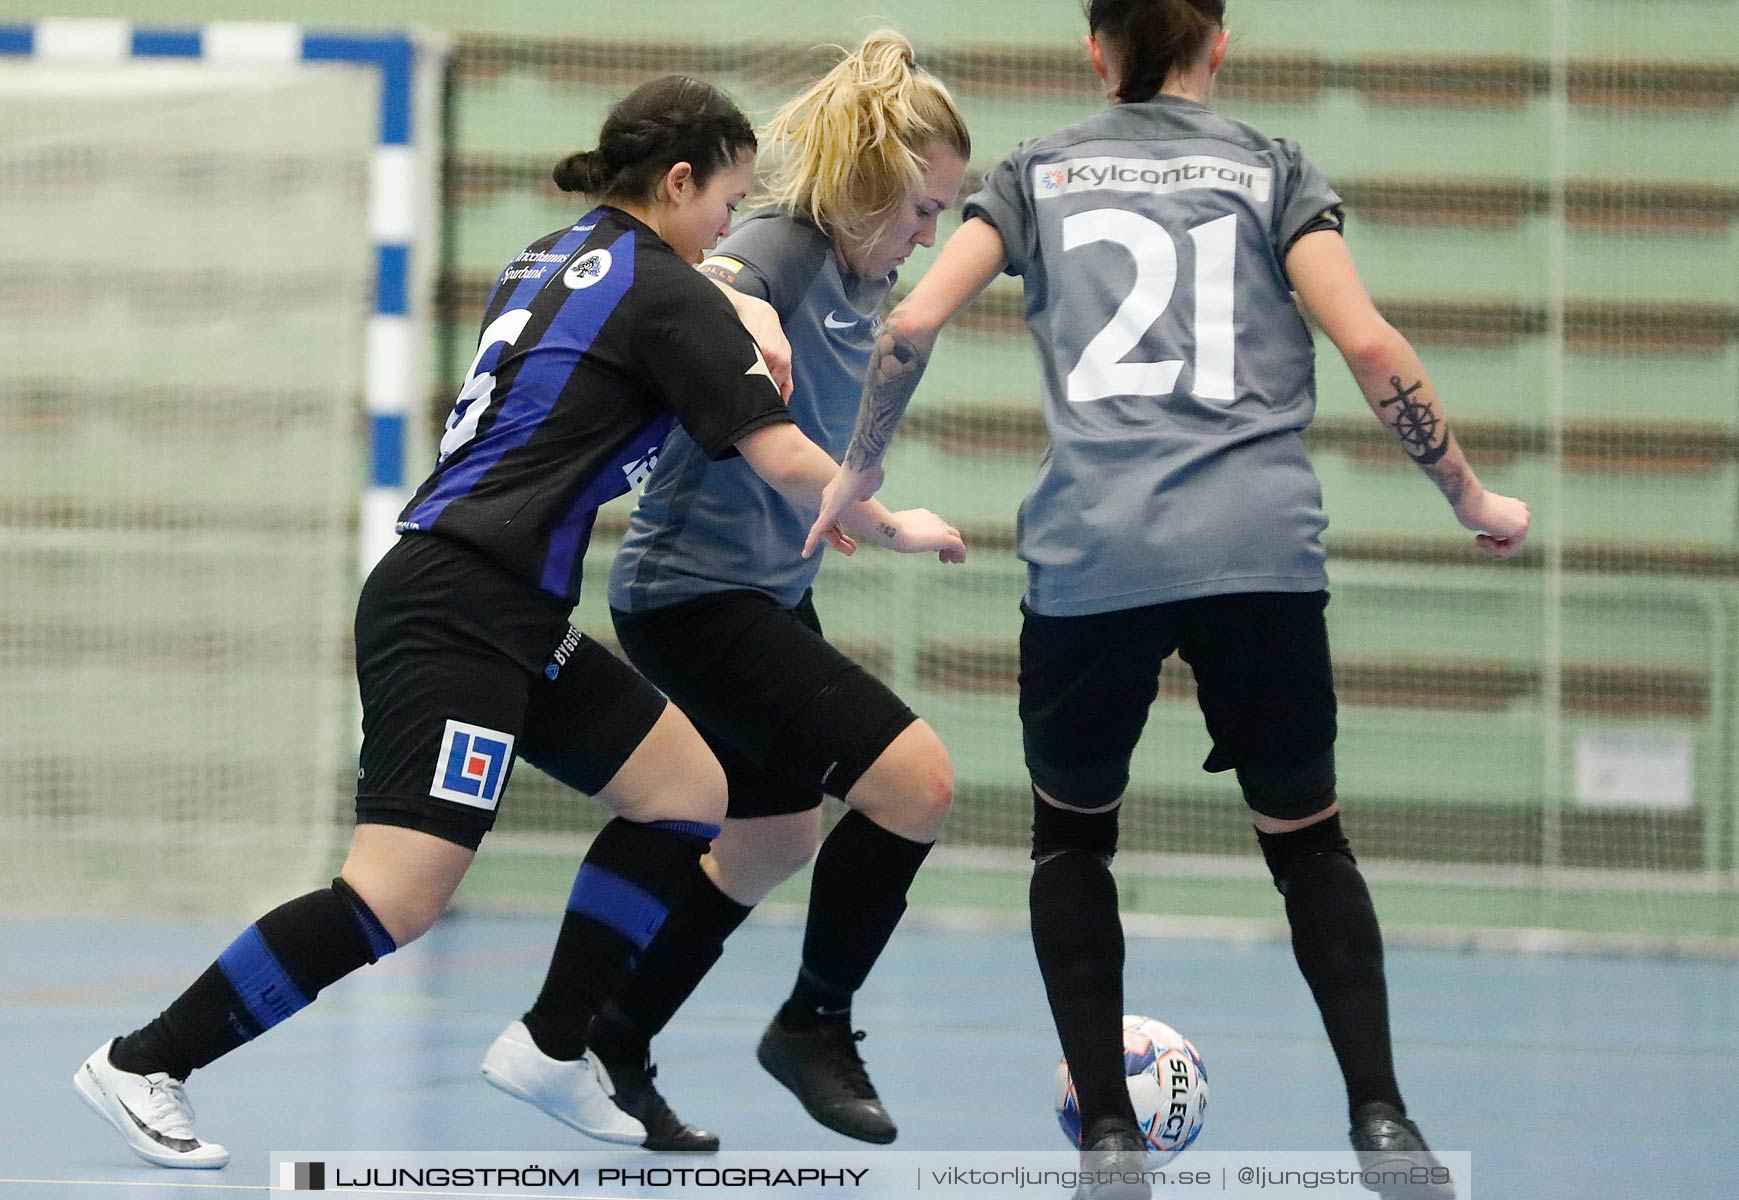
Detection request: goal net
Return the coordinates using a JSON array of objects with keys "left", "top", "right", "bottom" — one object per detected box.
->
[
  {"left": 7, "top": 6, "right": 1732, "bottom": 950},
  {"left": 0, "top": 36, "right": 417, "bottom": 915}
]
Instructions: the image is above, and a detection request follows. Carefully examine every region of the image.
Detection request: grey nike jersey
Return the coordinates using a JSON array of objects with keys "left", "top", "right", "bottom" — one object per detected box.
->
[
  {"left": 608, "top": 210, "right": 893, "bottom": 612},
  {"left": 964, "top": 94, "right": 1345, "bottom": 616}
]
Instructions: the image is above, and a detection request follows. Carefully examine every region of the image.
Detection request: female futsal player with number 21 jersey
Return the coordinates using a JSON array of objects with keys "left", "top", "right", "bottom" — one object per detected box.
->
[{"left": 807, "top": 3, "right": 1528, "bottom": 1197}]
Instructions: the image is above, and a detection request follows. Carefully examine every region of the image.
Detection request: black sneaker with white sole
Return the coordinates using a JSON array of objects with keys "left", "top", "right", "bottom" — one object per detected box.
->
[{"left": 755, "top": 1013, "right": 896, "bottom": 1144}]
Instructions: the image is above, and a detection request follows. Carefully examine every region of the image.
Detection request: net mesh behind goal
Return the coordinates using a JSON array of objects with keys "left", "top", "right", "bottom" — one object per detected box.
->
[{"left": 0, "top": 61, "right": 373, "bottom": 915}]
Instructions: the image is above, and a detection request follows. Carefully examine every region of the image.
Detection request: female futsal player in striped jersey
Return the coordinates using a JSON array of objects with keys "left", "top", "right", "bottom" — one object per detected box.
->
[
  {"left": 73, "top": 74, "right": 961, "bottom": 1170},
  {"left": 482, "top": 31, "right": 971, "bottom": 1151},
  {"left": 804, "top": 3, "right": 1529, "bottom": 1196}
]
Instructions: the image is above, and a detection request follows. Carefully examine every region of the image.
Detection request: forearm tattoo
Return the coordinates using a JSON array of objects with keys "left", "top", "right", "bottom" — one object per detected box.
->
[
  {"left": 843, "top": 325, "right": 931, "bottom": 471},
  {"left": 1378, "top": 375, "right": 1449, "bottom": 466},
  {"left": 877, "top": 521, "right": 899, "bottom": 543}
]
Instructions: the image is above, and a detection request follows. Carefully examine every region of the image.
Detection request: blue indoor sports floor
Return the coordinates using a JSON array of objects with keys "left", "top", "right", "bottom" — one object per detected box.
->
[{"left": 4, "top": 909, "right": 1736, "bottom": 1199}]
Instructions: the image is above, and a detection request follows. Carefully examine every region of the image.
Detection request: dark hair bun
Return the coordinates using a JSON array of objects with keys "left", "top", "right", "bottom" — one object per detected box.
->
[
  {"left": 552, "top": 150, "right": 608, "bottom": 194},
  {"left": 550, "top": 76, "right": 757, "bottom": 203}
]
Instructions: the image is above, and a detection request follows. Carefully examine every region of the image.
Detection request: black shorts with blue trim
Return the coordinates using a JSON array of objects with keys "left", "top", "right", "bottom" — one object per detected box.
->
[{"left": 353, "top": 533, "right": 667, "bottom": 850}]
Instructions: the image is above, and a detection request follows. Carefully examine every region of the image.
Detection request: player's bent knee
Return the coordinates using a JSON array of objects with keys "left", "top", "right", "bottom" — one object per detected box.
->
[
  {"left": 1026, "top": 755, "right": 1130, "bottom": 817},
  {"left": 602, "top": 704, "right": 728, "bottom": 828},
  {"left": 707, "top": 843, "right": 813, "bottom": 906},
  {"left": 677, "top": 751, "right": 729, "bottom": 828},
  {"left": 1235, "top": 749, "right": 1337, "bottom": 825},
  {"left": 1030, "top": 787, "right": 1121, "bottom": 864},
  {"left": 341, "top": 823, "right": 473, "bottom": 945},
  {"left": 852, "top": 721, "right": 954, "bottom": 842},
  {"left": 385, "top": 893, "right": 449, "bottom": 944},
  {"left": 1252, "top": 809, "right": 1356, "bottom": 895},
  {"left": 762, "top": 827, "right": 824, "bottom": 879},
  {"left": 343, "top": 864, "right": 454, "bottom": 945},
  {"left": 340, "top": 877, "right": 447, "bottom": 945},
  {"left": 712, "top": 814, "right": 821, "bottom": 886},
  {"left": 908, "top": 745, "right": 955, "bottom": 836},
  {"left": 1248, "top": 803, "right": 1340, "bottom": 836}
]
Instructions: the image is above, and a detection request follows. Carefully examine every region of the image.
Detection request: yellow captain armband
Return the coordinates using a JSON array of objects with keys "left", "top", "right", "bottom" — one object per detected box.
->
[{"left": 698, "top": 255, "right": 745, "bottom": 284}]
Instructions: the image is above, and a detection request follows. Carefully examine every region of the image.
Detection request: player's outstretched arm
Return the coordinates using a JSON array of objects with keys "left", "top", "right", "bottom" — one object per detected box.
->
[
  {"left": 802, "top": 217, "right": 1007, "bottom": 557},
  {"left": 736, "top": 424, "right": 966, "bottom": 563},
  {"left": 1287, "top": 230, "right": 1531, "bottom": 560}
]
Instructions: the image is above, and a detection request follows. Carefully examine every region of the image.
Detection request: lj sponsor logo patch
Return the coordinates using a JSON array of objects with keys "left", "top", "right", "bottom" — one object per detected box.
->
[{"left": 430, "top": 720, "right": 514, "bottom": 809}]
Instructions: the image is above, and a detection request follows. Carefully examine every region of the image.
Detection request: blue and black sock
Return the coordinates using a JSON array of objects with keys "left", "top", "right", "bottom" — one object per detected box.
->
[
  {"left": 521, "top": 817, "right": 717, "bottom": 1061},
  {"left": 109, "top": 877, "right": 395, "bottom": 1079},
  {"left": 588, "top": 872, "right": 753, "bottom": 1062}
]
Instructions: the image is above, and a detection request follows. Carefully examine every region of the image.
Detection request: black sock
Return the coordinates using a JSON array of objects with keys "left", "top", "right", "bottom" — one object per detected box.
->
[
  {"left": 782, "top": 810, "right": 933, "bottom": 1025},
  {"left": 588, "top": 872, "right": 752, "bottom": 1063},
  {"left": 1030, "top": 851, "right": 1134, "bottom": 1131},
  {"left": 109, "top": 877, "right": 395, "bottom": 1079},
  {"left": 522, "top": 817, "right": 715, "bottom": 1061},
  {"left": 1280, "top": 849, "right": 1405, "bottom": 1119}
]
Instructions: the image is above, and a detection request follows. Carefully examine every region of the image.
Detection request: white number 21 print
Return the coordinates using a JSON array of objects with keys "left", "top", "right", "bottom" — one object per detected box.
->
[{"left": 1062, "top": 210, "right": 1237, "bottom": 405}]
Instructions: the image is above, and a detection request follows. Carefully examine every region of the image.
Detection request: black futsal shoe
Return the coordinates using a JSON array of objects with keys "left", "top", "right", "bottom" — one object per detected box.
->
[
  {"left": 1073, "top": 1117, "right": 1152, "bottom": 1200},
  {"left": 755, "top": 1013, "right": 897, "bottom": 1144},
  {"left": 600, "top": 1053, "right": 720, "bottom": 1152},
  {"left": 1350, "top": 1102, "right": 1456, "bottom": 1199}
]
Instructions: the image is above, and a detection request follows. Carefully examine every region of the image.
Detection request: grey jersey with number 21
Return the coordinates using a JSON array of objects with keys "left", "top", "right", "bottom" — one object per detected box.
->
[{"left": 965, "top": 94, "right": 1345, "bottom": 617}]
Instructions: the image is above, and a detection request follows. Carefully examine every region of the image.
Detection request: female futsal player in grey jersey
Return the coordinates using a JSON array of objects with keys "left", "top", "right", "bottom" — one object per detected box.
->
[
  {"left": 805, "top": 2, "right": 1529, "bottom": 1197},
  {"left": 481, "top": 32, "right": 972, "bottom": 1151}
]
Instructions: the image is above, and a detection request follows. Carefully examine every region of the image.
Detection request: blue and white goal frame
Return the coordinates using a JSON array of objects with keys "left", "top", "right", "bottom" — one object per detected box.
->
[{"left": 0, "top": 18, "right": 444, "bottom": 574}]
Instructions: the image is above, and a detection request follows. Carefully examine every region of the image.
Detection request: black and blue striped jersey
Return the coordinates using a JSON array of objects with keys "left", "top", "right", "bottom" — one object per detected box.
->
[{"left": 397, "top": 207, "right": 792, "bottom": 604}]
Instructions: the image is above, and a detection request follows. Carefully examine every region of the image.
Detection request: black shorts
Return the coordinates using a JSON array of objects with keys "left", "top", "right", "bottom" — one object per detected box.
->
[
  {"left": 353, "top": 534, "right": 667, "bottom": 849},
  {"left": 611, "top": 589, "right": 917, "bottom": 818},
  {"left": 1019, "top": 590, "right": 1337, "bottom": 811}
]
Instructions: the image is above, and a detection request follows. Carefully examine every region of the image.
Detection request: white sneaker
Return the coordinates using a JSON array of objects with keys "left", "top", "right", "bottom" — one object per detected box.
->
[
  {"left": 74, "top": 1040, "right": 229, "bottom": 1169},
  {"left": 481, "top": 1020, "right": 646, "bottom": 1145}
]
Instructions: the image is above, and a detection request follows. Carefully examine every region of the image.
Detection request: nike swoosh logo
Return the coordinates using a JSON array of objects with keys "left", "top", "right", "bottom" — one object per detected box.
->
[
  {"left": 823, "top": 311, "right": 857, "bottom": 330},
  {"left": 104, "top": 1078, "right": 202, "bottom": 1152}
]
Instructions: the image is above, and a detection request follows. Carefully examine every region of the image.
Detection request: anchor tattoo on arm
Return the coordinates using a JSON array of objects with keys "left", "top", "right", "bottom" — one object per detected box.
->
[{"left": 1378, "top": 375, "right": 1449, "bottom": 466}]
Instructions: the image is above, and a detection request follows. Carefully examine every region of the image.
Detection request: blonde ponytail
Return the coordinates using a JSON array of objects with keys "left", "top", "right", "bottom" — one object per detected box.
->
[{"left": 761, "top": 30, "right": 970, "bottom": 250}]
